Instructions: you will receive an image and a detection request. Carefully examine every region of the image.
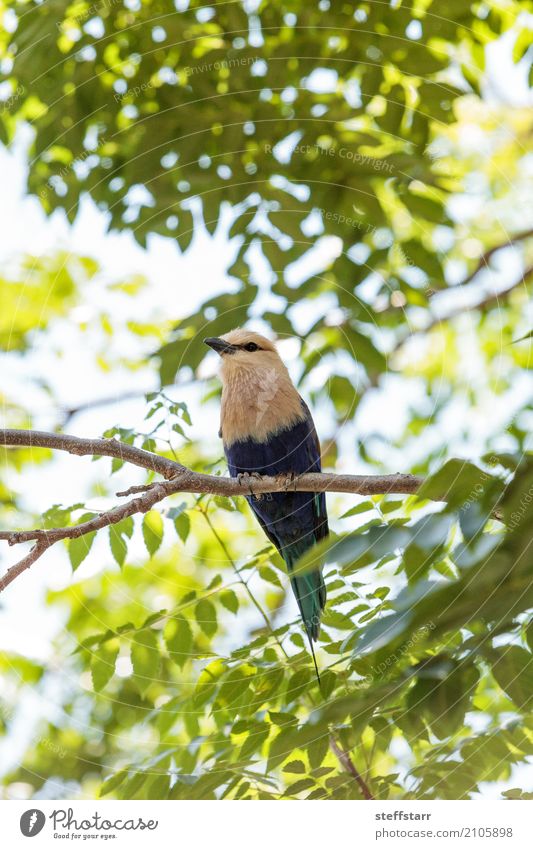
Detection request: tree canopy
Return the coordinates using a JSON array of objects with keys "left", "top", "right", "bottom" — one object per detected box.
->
[{"left": 1, "top": 0, "right": 533, "bottom": 801}]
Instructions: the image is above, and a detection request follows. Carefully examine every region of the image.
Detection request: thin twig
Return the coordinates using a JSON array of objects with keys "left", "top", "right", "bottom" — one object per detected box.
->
[
  {"left": 0, "top": 481, "right": 176, "bottom": 592},
  {"left": 200, "top": 505, "right": 290, "bottom": 660},
  {"left": 394, "top": 265, "right": 533, "bottom": 352},
  {"left": 0, "top": 481, "right": 177, "bottom": 546},
  {"left": 329, "top": 734, "right": 374, "bottom": 800},
  {"left": 0, "top": 540, "right": 50, "bottom": 592},
  {"left": 62, "top": 390, "right": 151, "bottom": 425},
  {"left": 451, "top": 227, "right": 533, "bottom": 290}
]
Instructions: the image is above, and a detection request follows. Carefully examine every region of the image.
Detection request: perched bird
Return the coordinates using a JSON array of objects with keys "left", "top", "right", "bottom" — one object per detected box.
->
[{"left": 204, "top": 328, "right": 328, "bottom": 668}]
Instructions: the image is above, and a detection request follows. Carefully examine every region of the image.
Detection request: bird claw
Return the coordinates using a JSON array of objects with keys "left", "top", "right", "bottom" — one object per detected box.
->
[
  {"left": 278, "top": 471, "right": 297, "bottom": 491},
  {"left": 237, "top": 472, "right": 263, "bottom": 501},
  {"left": 237, "top": 472, "right": 262, "bottom": 485}
]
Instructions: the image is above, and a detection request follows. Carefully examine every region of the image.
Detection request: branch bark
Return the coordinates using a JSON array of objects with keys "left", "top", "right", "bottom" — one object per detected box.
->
[
  {"left": 329, "top": 734, "right": 374, "bottom": 800},
  {"left": 451, "top": 227, "right": 533, "bottom": 290},
  {"left": 0, "top": 540, "right": 50, "bottom": 593},
  {"left": 0, "top": 428, "right": 184, "bottom": 479},
  {"left": 62, "top": 390, "right": 151, "bottom": 425},
  {"left": 0, "top": 427, "right": 426, "bottom": 592},
  {"left": 394, "top": 264, "right": 533, "bottom": 352}
]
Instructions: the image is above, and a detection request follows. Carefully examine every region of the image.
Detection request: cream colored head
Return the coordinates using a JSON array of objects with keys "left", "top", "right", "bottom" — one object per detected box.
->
[{"left": 204, "top": 328, "right": 305, "bottom": 444}]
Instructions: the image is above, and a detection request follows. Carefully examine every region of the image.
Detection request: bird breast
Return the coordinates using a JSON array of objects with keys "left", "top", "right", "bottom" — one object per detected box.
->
[{"left": 220, "top": 366, "right": 305, "bottom": 445}]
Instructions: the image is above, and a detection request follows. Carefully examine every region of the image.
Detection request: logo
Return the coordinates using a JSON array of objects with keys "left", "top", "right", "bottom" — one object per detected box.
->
[{"left": 20, "top": 809, "right": 46, "bottom": 837}]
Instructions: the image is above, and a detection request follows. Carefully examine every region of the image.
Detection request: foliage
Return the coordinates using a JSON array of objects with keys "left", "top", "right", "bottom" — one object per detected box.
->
[{"left": 0, "top": 0, "right": 533, "bottom": 801}]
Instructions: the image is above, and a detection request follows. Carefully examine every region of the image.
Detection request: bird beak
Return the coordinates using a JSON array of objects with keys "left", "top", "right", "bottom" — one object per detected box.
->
[{"left": 204, "top": 337, "right": 237, "bottom": 356}]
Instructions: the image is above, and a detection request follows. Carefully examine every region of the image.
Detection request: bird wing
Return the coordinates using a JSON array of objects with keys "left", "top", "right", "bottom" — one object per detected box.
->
[
  {"left": 225, "top": 398, "right": 329, "bottom": 547},
  {"left": 223, "top": 399, "right": 328, "bottom": 643},
  {"left": 298, "top": 398, "right": 329, "bottom": 545}
]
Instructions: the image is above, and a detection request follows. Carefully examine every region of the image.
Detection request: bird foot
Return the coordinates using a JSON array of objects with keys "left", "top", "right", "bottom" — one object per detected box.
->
[
  {"left": 237, "top": 472, "right": 263, "bottom": 501},
  {"left": 278, "top": 471, "right": 297, "bottom": 491}
]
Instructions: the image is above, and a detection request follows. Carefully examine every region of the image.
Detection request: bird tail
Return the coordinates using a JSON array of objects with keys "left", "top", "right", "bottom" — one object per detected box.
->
[{"left": 282, "top": 538, "right": 327, "bottom": 645}]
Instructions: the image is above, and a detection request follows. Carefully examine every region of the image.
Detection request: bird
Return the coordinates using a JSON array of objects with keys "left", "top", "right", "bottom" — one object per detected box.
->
[{"left": 204, "top": 328, "right": 328, "bottom": 672}]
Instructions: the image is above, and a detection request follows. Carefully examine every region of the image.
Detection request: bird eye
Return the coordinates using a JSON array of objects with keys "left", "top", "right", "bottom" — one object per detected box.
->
[{"left": 244, "top": 342, "right": 259, "bottom": 352}]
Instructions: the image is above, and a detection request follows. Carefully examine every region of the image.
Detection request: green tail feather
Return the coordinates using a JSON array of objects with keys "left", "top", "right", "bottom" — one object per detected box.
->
[{"left": 282, "top": 539, "right": 326, "bottom": 643}]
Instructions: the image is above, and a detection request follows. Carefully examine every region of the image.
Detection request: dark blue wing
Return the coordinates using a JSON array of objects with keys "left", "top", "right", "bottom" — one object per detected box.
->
[
  {"left": 223, "top": 400, "right": 328, "bottom": 640},
  {"left": 224, "top": 401, "right": 328, "bottom": 549}
]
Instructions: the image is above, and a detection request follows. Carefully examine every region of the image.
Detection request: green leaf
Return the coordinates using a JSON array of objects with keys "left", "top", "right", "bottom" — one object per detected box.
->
[
  {"left": 142, "top": 510, "right": 164, "bottom": 557},
  {"left": 213, "top": 495, "right": 237, "bottom": 511},
  {"left": 195, "top": 599, "right": 217, "bottom": 638},
  {"left": 339, "top": 500, "right": 374, "bottom": 519},
  {"left": 99, "top": 769, "right": 129, "bottom": 798},
  {"left": 109, "top": 516, "right": 134, "bottom": 568},
  {"left": 406, "top": 660, "right": 479, "bottom": 740},
  {"left": 68, "top": 530, "right": 96, "bottom": 571},
  {"left": 294, "top": 524, "right": 410, "bottom": 578},
  {"left": 283, "top": 759, "right": 306, "bottom": 774},
  {"left": 131, "top": 629, "right": 160, "bottom": 696},
  {"left": 417, "top": 459, "right": 493, "bottom": 510},
  {"left": 91, "top": 638, "right": 120, "bottom": 692},
  {"left": 284, "top": 778, "right": 315, "bottom": 796},
  {"left": 174, "top": 512, "right": 190, "bottom": 543},
  {"left": 259, "top": 565, "right": 282, "bottom": 588},
  {"left": 526, "top": 621, "right": 533, "bottom": 654},
  {"left": 319, "top": 668, "right": 337, "bottom": 700},
  {"left": 167, "top": 503, "right": 190, "bottom": 543},
  {"left": 512, "top": 329, "right": 533, "bottom": 344},
  {"left": 193, "top": 659, "right": 225, "bottom": 708},
  {"left": 219, "top": 589, "right": 239, "bottom": 614},
  {"left": 164, "top": 616, "right": 193, "bottom": 667},
  {"left": 286, "top": 668, "right": 312, "bottom": 702},
  {"left": 307, "top": 734, "right": 329, "bottom": 769},
  {"left": 111, "top": 457, "right": 124, "bottom": 474},
  {"left": 355, "top": 609, "right": 413, "bottom": 657},
  {"left": 491, "top": 646, "right": 533, "bottom": 710}
]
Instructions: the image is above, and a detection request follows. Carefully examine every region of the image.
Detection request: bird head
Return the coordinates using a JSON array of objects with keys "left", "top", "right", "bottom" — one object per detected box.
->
[
  {"left": 204, "top": 329, "right": 284, "bottom": 380},
  {"left": 204, "top": 329, "right": 303, "bottom": 441}
]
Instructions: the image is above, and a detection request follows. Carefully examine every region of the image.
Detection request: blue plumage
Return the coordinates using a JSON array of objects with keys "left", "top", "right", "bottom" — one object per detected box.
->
[{"left": 225, "top": 402, "right": 328, "bottom": 641}]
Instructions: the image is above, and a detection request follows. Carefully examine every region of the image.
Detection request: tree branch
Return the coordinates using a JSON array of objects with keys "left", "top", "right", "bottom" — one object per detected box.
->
[
  {"left": 451, "top": 227, "right": 533, "bottom": 290},
  {"left": 394, "top": 264, "right": 533, "bottom": 352},
  {"left": 0, "top": 540, "right": 50, "bottom": 593},
  {"left": 329, "top": 734, "right": 374, "bottom": 800},
  {"left": 0, "top": 428, "right": 184, "bottom": 479},
  {"left": 62, "top": 390, "right": 150, "bottom": 426},
  {"left": 0, "top": 481, "right": 174, "bottom": 547},
  {"left": 0, "top": 427, "right": 427, "bottom": 592}
]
